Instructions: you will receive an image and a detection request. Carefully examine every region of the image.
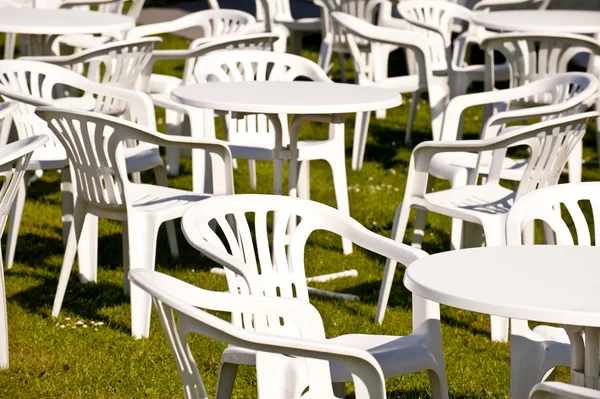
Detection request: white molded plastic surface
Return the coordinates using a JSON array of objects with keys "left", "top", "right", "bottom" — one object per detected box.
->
[
  {"left": 35, "top": 106, "right": 234, "bottom": 338},
  {"left": 180, "top": 194, "right": 448, "bottom": 399},
  {"left": 530, "top": 382, "right": 600, "bottom": 399},
  {"left": 473, "top": 10, "right": 600, "bottom": 34}
]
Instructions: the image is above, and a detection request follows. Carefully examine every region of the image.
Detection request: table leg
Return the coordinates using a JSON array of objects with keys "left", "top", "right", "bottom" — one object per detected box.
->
[{"left": 566, "top": 325, "right": 600, "bottom": 389}]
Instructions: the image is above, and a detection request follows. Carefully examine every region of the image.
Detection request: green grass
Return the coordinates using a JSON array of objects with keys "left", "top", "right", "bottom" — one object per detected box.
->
[{"left": 0, "top": 29, "right": 598, "bottom": 399}]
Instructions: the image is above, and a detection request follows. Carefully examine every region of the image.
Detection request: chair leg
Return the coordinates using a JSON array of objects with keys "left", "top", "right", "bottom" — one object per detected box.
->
[
  {"left": 567, "top": 139, "right": 582, "bottom": 183},
  {"left": 376, "top": 200, "right": 412, "bottom": 324},
  {"left": 3, "top": 33, "right": 16, "bottom": 60},
  {"left": 328, "top": 125, "right": 352, "bottom": 255},
  {"left": 60, "top": 166, "right": 75, "bottom": 246},
  {"left": 405, "top": 91, "right": 419, "bottom": 145},
  {"left": 52, "top": 201, "right": 87, "bottom": 318},
  {"left": 4, "top": 178, "right": 26, "bottom": 270},
  {"left": 130, "top": 172, "right": 141, "bottom": 184},
  {"left": 153, "top": 165, "right": 179, "bottom": 258},
  {"left": 411, "top": 209, "right": 427, "bottom": 249},
  {"left": 77, "top": 214, "right": 98, "bottom": 284},
  {"left": 484, "top": 224, "right": 509, "bottom": 343},
  {"left": 351, "top": 111, "right": 371, "bottom": 171},
  {"left": 0, "top": 266, "right": 7, "bottom": 369},
  {"left": 215, "top": 362, "right": 239, "bottom": 399},
  {"left": 126, "top": 216, "right": 160, "bottom": 339},
  {"left": 298, "top": 160, "right": 310, "bottom": 200},
  {"left": 248, "top": 159, "right": 257, "bottom": 191},
  {"left": 165, "top": 108, "right": 183, "bottom": 177},
  {"left": 318, "top": 37, "right": 333, "bottom": 74}
]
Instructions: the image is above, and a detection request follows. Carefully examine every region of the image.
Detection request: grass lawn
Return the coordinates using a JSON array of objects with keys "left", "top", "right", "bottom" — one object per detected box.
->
[{"left": 0, "top": 26, "right": 598, "bottom": 399}]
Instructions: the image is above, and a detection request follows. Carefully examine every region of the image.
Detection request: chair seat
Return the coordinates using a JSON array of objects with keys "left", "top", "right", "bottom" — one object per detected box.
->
[
  {"left": 429, "top": 151, "right": 528, "bottom": 183},
  {"left": 422, "top": 184, "right": 515, "bottom": 223},
  {"left": 28, "top": 146, "right": 68, "bottom": 170},
  {"left": 328, "top": 333, "right": 439, "bottom": 380},
  {"left": 130, "top": 183, "right": 210, "bottom": 218},
  {"left": 149, "top": 74, "right": 183, "bottom": 95},
  {"left": 276, "top": 17, "right": 321, "bottom": 32}
]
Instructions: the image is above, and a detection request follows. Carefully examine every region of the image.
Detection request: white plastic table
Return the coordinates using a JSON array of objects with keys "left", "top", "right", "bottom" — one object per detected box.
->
[
  {"left": 473, "top": 10, "right": 600, "bottom": 34},
  {"left": 404, "top": 245, "right": 600, "bottom": 390},
  {"left": 0, "top": 8, "right": 134, "bottom": 57},
  {"left": 171, "top": 81, "right": 401, "bottom": 196}
]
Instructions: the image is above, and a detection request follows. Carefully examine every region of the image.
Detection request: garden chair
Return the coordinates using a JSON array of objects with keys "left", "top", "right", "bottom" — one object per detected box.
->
[
  {"left": 398, "top": 0, "right": 509, "bottom": 98},
  {"left": 35, "top": 106, "right": 234, "bottom": 339},
  {"left": 530, "top": 382, "right": 600, "bottom": 399},
  {"left": 180, "top": 194, "right": 448, "bottom": 399},
  {"left": 190, "top": 50, "right": 351, "bottom": 247},
  {"left": 141, "top": 33, "right": 280, "bottom": 181},
  {"left": 425, "top": 72, "right": 597, "bottom": 254},
  {"left": 0, "top": 104, "right": 48, "bottom": 370},
  {"left": 129, "top": 269, "right": 388, "bottom": 399},
  {"left": 506, "top": 182, "right": 600, "bottom": 399},
  {"left": 0, "top": 55, "right": 170, "bottom": 271},
  {"left": 481, "top": 32, "right": 600, "bottom": 181},
  {"left": 255, "top": 0, "right": 321, "bottom": 55},
  {"left": 331, "top": 11, "right": 450, "bottom": 170},
  {"left": 379, "top": 111, "right": 597, "bottom": 343}
]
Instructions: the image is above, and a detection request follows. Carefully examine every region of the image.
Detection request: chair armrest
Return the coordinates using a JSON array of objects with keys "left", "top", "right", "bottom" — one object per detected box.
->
[
  {"left": 59, "top": 0, "right": 119, "bottom": 8},
  {"left": 530, "top": 382, "right": 600, "bottom": 399}
]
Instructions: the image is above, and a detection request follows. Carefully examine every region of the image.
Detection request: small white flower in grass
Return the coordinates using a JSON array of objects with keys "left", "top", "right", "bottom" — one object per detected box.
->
[
  {"left": 94, "top": 328, "right": 98, "bottom": 331},
  {"left": 60, "top": 325, "right": 65, "bottom": 329},
  {"left": 55, "top": 322, "right": 60, "bottom": 327},
  {"left": 64, "top": 317, "right": 71, "bottom": 321},
  {"left": 390, "top": 169, "right": 397, "bottom": 175},
  {"left": 72, "top": 326, "right": 76, "bottom": 329},
  {"left": 372, "top": 221, "right": 377, "bottom": 226},
  {"left": 191, "top": 269, "right": 195, "bottom": 272},
  {"left": 387, "top": 184, "right": 392, "bottom": 189},
  {"left": 394, "top": 187, "right": 399, "bottom": 192},
  {"left": 354, "top": 188, "right": 360, "bottom": 192},
  {"left": 157, "top": 118, "right": 164, "bottom": 125},
  {"left": 392, "top": 141, "right": 396, "bottom": 146},
  {"left": 76, "top": 321, "right": 84, "bottom": 325},
  {"left": 96, "top": 322, "right": 104, "bottom": 326},
  {"left": 83, "top": 325, "right": 88, "bottom": 328},
  {"left": 368, "top": 177, "right": 374, "bottom": 181}
]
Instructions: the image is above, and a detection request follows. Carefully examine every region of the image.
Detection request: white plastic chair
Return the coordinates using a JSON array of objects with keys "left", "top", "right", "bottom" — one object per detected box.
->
[
  {"left": 530, "top": 382, "right": 600, "bottom": 399},
  {"left": 141, "top": 33, "right": 280, "bottom": 180},
  {"left": 191, "top": 50, "right": 352, "bottom": 252},
  {"left": 0, "top": 103, "right": 48, "bottom": 370},
  {"left": 506, "top": 182, "right": 600, "bottom": 399},
  {"left": 129, "top": 269, "right": 388, "bottom": 399},
  {"left": 379, "top": 111, "right": 597, "bottom": 343},
  {"left": 0, "top": 58, "right": 168, "bottom": 270},
  {"left": 426, "top": 72, "right": 597, "bottom": 253},
  {"left": 315, "top": 0, "right": 392, "bottom": 83},
  {"left": 472, "top": 0, "right": 550, "bottom": 11},
  {"left": 255, "top": 0, "right": 321, "bottom": 55},
  {"left": 35, "top": 106, "right": 234, "bottom": 339},
  {"left": 481, "top": 32, "right": 600, "bottom": 181},
  {"left": 331, "top": 11, "right": 450, "bottom": 170},
  {"left": 180, "top": 194, "right": 448, "bottom": 399},
  {"left": 398, "top": 0, "right": 509, "bottom": 98}
]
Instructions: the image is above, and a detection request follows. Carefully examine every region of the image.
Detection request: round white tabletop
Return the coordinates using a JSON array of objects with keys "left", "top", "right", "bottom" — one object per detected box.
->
[
  {"left": 404, "top": 245, "right": 600, "bottom": 327},
  {"left": 171, "top": 81, "right": 402, "bottom": 115},
  {"left": 0, "top": 8, "right": 135, "bottom": 35},
  {"left": 473, "top": 10, "right": 600, "bottom": 34}
]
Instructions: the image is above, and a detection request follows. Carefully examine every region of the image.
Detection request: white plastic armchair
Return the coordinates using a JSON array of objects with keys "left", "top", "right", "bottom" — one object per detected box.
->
[
  {"left": 35, "top": 106, "right": 234, "bottom": 339},
  {"left": 426, "top": 72, "right": 597, "bottom": 253},
  {"left": 0, "top": 106, "right": 48, "bottom": 370},
  {"left": 129, "top": 269, "right": 387, "bottom": 399},
  {"left": 332, "top": 11, "right": 450, "bottom": 170},
  {"left": 472, "top": 0, "right": 550, "bottom": 11},
  {"left": 255, "top": 0, "right": 321, "bottom": 55},
  {"left": 191, "top": 50, "right": 352, "bottom": 251},
  {"left": 530, "top": 382, "right": 600, "bottom": 399},
  {"left": 481, "top": 32, "right": 600, "bottom": 173},
  {"left": 180, "top": 194, "right": 448, "bottom": 399},
  {"left": 0, "top": 59, "right": 168, "bottom": 270},
  {"left": 379, "top": 112, "right": 598, "bottom": 343},
  {"left": 141, "top": 33, "right": 280, "bottom": 180},
  {"left": 21, "top": 38, "right": 161, "bottom": 108},
  {"left": 506, "top": 182, "right": 600, "bottom": 399},
  {"left": 398, "top": 0, "right": 508, "bottom": 98}
]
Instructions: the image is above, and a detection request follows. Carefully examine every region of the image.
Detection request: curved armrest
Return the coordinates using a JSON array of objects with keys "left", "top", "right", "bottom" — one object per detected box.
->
[{"left": 530, "top": 382, "right": 600, "bottom": 399}]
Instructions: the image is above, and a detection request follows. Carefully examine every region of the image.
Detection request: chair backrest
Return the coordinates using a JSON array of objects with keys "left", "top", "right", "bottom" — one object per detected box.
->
[
  {"left": 0, "top": 60, "right": 156, "bottom": 153},
  {"left": 529, "top": 382, "right": 600, "bottom": 399},
  {"left": 24, "top": 38, "right": 160, "bottom": 115},
  {"left": 332, "top": 11, "right": 431, "bottom": 87},
  {"left": 482, "top": 33, "right": 600, "bottom": 91},
  {"left": 181, "top": 194, "right": 428, "bottom": 330},
  {"left": 0, "top": 104, "right": 48, "bottom": 236},
  {"left": 255, "top": 0, "right": 292, "bottom": 22},
  {"left": 473, "top": 0, "right": 550, "bottom": 11},
  {"left": 398, "top": 0, "right": 473, "bottom": 72},
  {"left": 192, "top": 50, "right": 331, "bottom": 146},
  {"left": 315, "top": 0, "right": 381, "bottom": 47},
  {"left": 484, "top": 112, "right": 596, "bottom": 199},
  {"left": 127, "top": 9, "right": 256, "bottom": 41},
  {"left": 129, "top": 269, "right": 386, "bottom": 399},
  {"left": 507, "top": 182, "right": 600, "bottom": 246}
]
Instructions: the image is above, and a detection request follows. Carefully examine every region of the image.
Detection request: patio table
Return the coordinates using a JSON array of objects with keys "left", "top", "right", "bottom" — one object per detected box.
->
[
  {"left": 171, "top": 81, "right": 401, "bottom": 197},
  {"left": 472, "top": 10, "right": 600, "bottom": 34},
  {"left": 404, "top": 245, "right": 600, "bottom": 391},
  {"left": 0, "top": 7, "right": 134, "bottom": 58}
]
